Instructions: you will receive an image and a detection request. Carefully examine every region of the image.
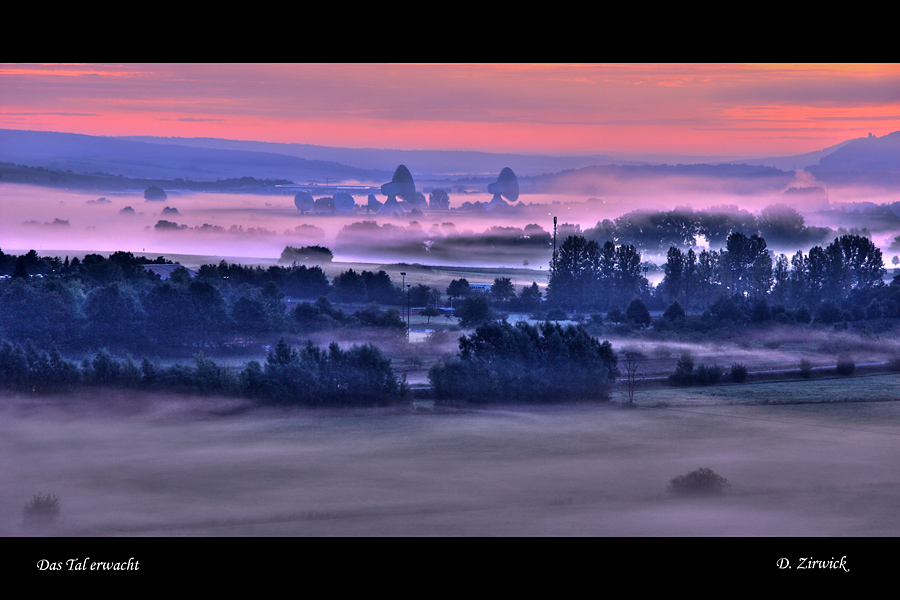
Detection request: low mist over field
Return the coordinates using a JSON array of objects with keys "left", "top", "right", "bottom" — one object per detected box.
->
[
  {"left": 3, "top": 172, "right": 899, "bottom": 267},
  {"left": 3, "top": 392, "right": 899, "bottom": 536}
]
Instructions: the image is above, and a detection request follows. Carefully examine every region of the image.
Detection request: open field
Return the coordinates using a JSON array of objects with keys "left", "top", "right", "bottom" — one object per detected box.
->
[{"left": 3, "top": 389, "right": 898, "bottom": 537}]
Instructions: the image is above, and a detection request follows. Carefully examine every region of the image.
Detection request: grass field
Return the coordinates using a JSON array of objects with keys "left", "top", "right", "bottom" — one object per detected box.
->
[
  {"left": 613, "top": 372, "right": 900, "bottom": 406},
  {"left": 3, "top": 388, "right": 898, "bottom": 537}
]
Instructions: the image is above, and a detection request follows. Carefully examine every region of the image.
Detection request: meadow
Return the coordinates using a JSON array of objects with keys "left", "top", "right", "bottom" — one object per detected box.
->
[{"left": 3, "top": 383, "right": 898, "bottom": 537}]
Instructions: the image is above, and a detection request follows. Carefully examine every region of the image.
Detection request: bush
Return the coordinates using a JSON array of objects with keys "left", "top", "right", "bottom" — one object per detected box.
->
[
  {"left": 793, "top": 306, "right": 812, "bottom": 324},
  {"left": 23, "top": 494, "right": 60, "bottom": 525},
  {"left": 669, "top": 352, "right": 726, "bottom": 386},
  {"left": 625, "top": 298, "right": 651, "bottom": 327},
  {"left": 798, "top": 359, "right": 813, "bottom": 378},
  {"left": 662, "top": 300, "right": 686, "bottom": 321},
  {"left": 669, "top": 351, "right": 695, "bottom": 385},
  {"left": 836, "top": 357, "right": 855, "bottom": 376},
  {"left": 814, "top": 299, "right": 843, "bottom": 324},
  {"left": 729, "top": 362, "right": 748, "bottom": 383},
  {"left": 695, "top": 364, "right": 723, "bottom": 385},
  {"left": 668, "top": 468, "right": 731, "bottom": 497},
  {"left": 887, "top": 354, "right": 900, "bottom": 372}
]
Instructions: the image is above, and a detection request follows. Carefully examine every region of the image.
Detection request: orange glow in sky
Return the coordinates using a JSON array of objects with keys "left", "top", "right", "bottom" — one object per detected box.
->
[{"left": 1, "top": 63, "right": 898, "bottom": 159}]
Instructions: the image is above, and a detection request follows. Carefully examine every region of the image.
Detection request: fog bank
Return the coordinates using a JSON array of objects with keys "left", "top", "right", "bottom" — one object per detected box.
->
[{"left": 3, "top": 392, "right": 898, "bottom": 536}]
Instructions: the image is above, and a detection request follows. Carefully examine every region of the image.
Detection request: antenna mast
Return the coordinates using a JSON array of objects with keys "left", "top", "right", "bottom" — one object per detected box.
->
[{"left": 552, "top": 216, "right": 558, "bottom": 270}]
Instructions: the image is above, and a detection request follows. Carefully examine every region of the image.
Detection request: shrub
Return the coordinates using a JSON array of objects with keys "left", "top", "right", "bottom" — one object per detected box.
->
[
  {"left": 814, "top": 299, "right": 842, "bottom": 324},
  {"left": 793, "top": 306, "right": 812, "bottom": 324},
  {"left": 669, "top": 351, "right": 695, "bottom": 385},
  {"left": 836, "top": 357, "right": 855, "bottom": 376},
  {"left": 662, "top": 301, "right": 686, "bottom": 321},
  {"left": 887, "top": 354, "right": 900, "bottom": 372},
  {"left": 625, "top": 298, "right": 651, "bottom": 327},
  {"left": 798, "top": 359, "right": 813, "bottom": 378},
  {"left": 695, "top": 364, "right": 723, "bottom": 385},
  {"left": 23, "top": 494, "right": 61, "bottom": 525},
  {"left": 729, "top": 362, "right": 748, "bottom": 383},
  {"left": 668, "top": 468, "right": 731, "bottom": 497}
]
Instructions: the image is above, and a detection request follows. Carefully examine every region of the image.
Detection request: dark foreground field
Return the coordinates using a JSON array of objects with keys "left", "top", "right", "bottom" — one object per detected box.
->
[{"left": 3, "top": 385, "right": 899, "bottom": 538}]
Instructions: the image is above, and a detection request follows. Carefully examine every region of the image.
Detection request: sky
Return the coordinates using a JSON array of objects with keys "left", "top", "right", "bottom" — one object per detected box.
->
[{"left": 1, "top": 63, "right": 899, "bottom": 160}]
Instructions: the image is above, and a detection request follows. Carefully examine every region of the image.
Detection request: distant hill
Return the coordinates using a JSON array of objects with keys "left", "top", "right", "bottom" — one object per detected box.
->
[
  {"left": 2, "top": 129, "right": 898, "bottom": 192},
  {"left": 809, "top": 131, "right": 900, "bottom": 173},
  {"left": 0, "top": 129, "right": 389, "bottom": 183},
  {"left": 117, "top": 135, "right": 625, "bottom": 178},
  {"left": 725, "top": 138, "right": 861, "bottom": 171}
]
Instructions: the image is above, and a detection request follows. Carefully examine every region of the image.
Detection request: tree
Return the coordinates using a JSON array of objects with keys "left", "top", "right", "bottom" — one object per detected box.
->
[
  {"left": 409, "top": 284, "right": 436, "bottom": 308},
  {"left": 668, "top": 467, "right": 731, "bottom": 496},
  {"left": 622, "top": 349, "right": 641, "bottom": 404},
  {"left": 662, "top": 300, "right": 686, "bottom": 321},
  {"left": 447, "top": 278, "right": 471, "bottom": 300},
  {"left": 491, "top": 277, "right": 515, "bottom": 303},
  {"left": 662, "top": 247, "right": 685, "bottom": 304},
  {"left": 419, "top": 305, "right": 441, "bottom": 324},
  {"left": 826, "top": 234, "right": 885, "bottom": 293},
  {"left": 625, "top": 298, "right": 651, "bottom": 327},
  {"left": 144, "top": 185, "right": 167, "bottom": 201},
  {"left": 548, "top": 235, "right": 601, "bottom": 311},
  {"left": 757, "top": 203, "right": 806, "bottom": 246},
  {"left": 188, "top": 279, "right": 229, "bottom": 348},
  {"left": 83, "top": 282, "right": 147, "bottom": 350},
  {"left": 144, "top": 282, "right": 193, "bottom": 349},
  {"left": 279, "top": 245, "right": 333, "bottom": 264},
  {"left": 722, "top": 231, "right": 768, "bottom": 297},
  {"left": 229, "top": 293, "right": 272, "bottom": 336},
  {"left": 670, "top": 351, "right": 695, "bottom": 385},
  {"left": 333, "top": 269, "right": 366, "bottom": 306},
  {"left": 456, "top": 296, "right": 496, "bottom": 328},
  {"left": 613, "top": 244, "right": 645, "bottom": 305},
  {"left": 518, "top": 282, "right": 542, "bottom": 310},
  {"left": 428, "top": 188, "right": 450, "bottom": 210}
]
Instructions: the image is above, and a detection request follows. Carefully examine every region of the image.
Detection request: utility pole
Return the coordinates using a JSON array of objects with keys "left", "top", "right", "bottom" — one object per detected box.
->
[
  {"left": 552, "top": 216, "right": 558, "bottom": 270},
  {"left": 400, "top": 271, "right": 408, "bottom": 342}
]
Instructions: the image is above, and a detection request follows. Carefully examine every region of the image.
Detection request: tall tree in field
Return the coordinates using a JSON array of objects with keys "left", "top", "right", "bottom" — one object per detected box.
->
[
  {"left": 825, "top": 234, "right": 885, "bottom": 296},
  {"left": 721, "top": 232, "right": 768, "bottom": 297},
  {"left": 661, "top": 247, "right": 685, "bottom": 305},
  {"left": 491, "top": 277, "right": 515, "bottom": 304},
  {"left": 548, "top": 235, "right": 600, "bottom": 311}
]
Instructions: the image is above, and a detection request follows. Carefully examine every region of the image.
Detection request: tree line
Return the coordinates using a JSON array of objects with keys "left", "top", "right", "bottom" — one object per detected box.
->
[
  {"left": 545, "top": 230, "right": 896, "bottom": 327},
  {"left": 428, "top": 320, "right": 618, "bottom": 404},
  {"left": 0, "top": 249, "right": 425, "bottom": 355},
  {"left": 0, "top": 337, "right": 406, "bottom": 407},
  {"left": 583, "top": 203, "right": 842, "bottom": 254}
]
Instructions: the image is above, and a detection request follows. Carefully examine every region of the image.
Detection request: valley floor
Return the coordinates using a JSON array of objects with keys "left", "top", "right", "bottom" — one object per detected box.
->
[{"left": 3, "top": 388, "right": 898, "bottom": 537}]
